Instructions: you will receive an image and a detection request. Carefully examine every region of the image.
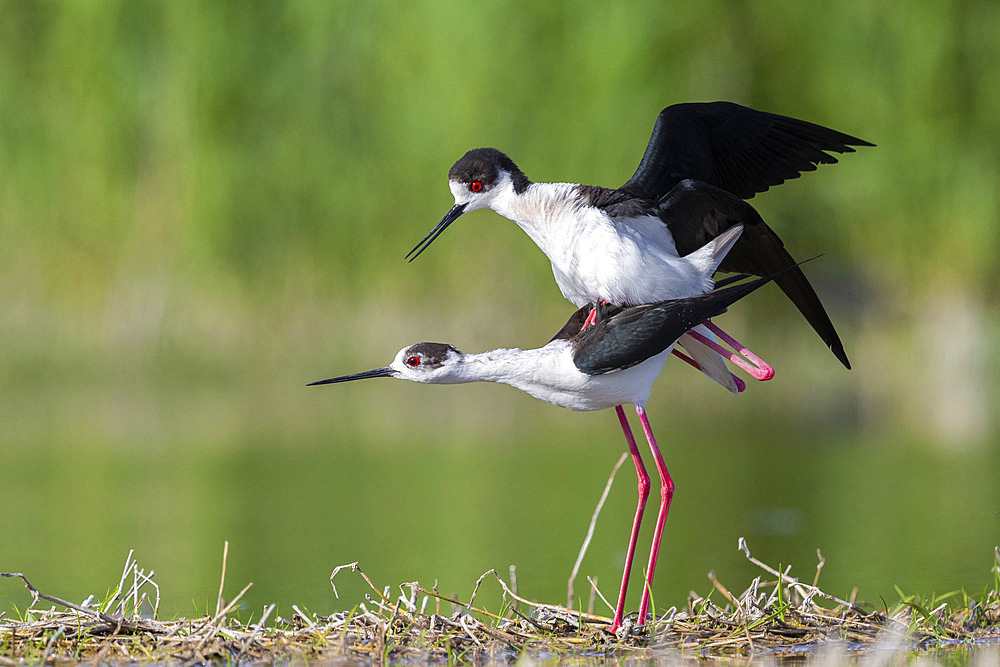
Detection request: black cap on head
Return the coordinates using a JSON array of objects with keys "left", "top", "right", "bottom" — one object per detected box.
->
[
  {"left": 448, "top": 148, "right": 530, "bottom": 194},
  {"left": 403, "top": 342, "right": 460, "bottom": 369}
]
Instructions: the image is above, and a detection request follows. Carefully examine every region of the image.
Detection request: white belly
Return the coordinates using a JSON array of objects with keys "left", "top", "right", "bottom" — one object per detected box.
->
[
  {"left": 555, "top": 219, "right": 716, "bottom": 306},
  {"left": 496, "top": 182, "right": 720, "bottom": 308},
  {"left": 490, "top": 343, "right": 672, "bottom": 411},
  {"left": 505, "top": 190, "right": 714, "bottom": 307}
]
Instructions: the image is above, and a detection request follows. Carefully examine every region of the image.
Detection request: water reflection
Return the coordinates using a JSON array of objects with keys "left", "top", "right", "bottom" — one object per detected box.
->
[{"left": 2, "top": 415, "right": 998, "bottom": 620}]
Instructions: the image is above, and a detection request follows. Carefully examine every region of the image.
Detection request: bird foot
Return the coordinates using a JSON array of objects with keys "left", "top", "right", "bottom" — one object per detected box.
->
[
  {"left": 687, "top": 321, "right": 774, "bottom": 381},
  {"left": 580, "top": 300, "right": 612, "bottom": 331}
]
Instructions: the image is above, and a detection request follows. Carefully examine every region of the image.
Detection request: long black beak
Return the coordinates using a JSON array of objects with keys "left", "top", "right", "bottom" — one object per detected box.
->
[
  {"left": 307, "top": 367, "right": 395, "bottom": 386},
  {"left": 405, "top": 203, "right": 467, "bottom": 262}
]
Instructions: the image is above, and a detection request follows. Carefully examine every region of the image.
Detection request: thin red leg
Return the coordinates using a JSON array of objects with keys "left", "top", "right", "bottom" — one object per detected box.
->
[
  {"left": 686, "top": 320, "right": 775, "bottom": 381},
  {"left": 609, "top": 405, "right": 649, "bottom": 634},
  {"left": 635, "top": 405, "right": 674, "bottom": 624},
  {"left": 670, "top": 348, "right": 701, "bottom": 370},
  {"left": 581, "top": 300, "right": 611, "bottom": 331}
]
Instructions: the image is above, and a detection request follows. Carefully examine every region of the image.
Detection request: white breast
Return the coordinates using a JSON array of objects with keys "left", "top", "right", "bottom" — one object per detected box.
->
[{"left": 498, "top": 184, "right": 713, "bottom": 307}]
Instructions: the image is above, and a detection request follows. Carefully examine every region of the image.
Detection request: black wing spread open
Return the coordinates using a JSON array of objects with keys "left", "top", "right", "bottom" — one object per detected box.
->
[
  {"left": 658, "top": 179, "right": 850, "bottom": 369},
  {"left": 571, "top": 270, "right": 795, "bottom": 376},
  {"left": 620, "top": 101, "right": 873, "bottom": 201}
]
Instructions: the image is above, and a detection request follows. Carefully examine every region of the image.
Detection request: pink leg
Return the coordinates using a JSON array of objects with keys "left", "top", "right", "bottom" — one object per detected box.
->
[
  {"left": 686, "top": 320, "right": 775, "bottom": 381},
  {"left": 671, "top": 348, "right": 746, "bottom": 393},
  {"left": 670, "top": 348, "right": 701, "bottom": 370},
  {"left": 609, "top": 405, "right": 649, "bottom": 634},
  {"left": 635, "top": 405, "right": 674, "bottom": 624},
  {"left": 581, "top": 300, "right": 611, "bottom": 332}
]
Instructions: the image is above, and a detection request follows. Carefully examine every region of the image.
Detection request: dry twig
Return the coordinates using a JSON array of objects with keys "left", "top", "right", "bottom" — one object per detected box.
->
[{"left": 2, "top": 541, "right": 999, "bottom": 663}]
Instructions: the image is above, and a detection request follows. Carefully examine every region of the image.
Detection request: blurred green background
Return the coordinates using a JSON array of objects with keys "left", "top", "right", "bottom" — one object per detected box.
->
[{"left": 2, "top": 1, "right": 999, "bottom": 620}]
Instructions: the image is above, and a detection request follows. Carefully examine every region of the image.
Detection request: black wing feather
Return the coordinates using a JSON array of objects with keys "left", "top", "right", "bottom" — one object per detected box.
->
[
  {"left": 657, "top": 179, "right": 765, "bottom": 256},
  {"left": 658, "top": 180, "right": 851, "bottom": 369},
  {"left": 620, "top": 101, "right": 873, "bottom": 200},
  {"left": 572, "top": 267, "right": 801, "bottom": 376}
]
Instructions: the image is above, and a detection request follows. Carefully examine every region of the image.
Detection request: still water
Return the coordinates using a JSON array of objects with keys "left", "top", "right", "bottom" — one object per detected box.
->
[{"left": 3, "top": 366, "right": 999, "bottom": 622}]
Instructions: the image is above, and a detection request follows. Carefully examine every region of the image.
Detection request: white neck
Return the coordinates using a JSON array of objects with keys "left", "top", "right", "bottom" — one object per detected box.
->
[
  {"left": 491, "top": 182, "right": 586, "bottom": 259},
  {"left": 431, "top": 342, "right": 669, "bottom": 412},
  {"left": 446, "top": 346, "right": 564, "bottom": 386}
]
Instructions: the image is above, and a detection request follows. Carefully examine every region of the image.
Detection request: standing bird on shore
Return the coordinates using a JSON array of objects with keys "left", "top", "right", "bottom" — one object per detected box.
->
[
  {"left": 310, "top": 237, "right": 806, "bottom": 632},
  {"left": 407, "top": 101, "right": 871, "bottom": 381},
  {"left": 313, "top": 228, "right": 805, "bottom": 632}
]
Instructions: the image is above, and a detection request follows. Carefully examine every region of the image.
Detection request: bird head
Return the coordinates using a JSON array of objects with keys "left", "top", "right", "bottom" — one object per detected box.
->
[
  {"left": 308, "top": 342, "right": 465, "bottom": 387},
  {"left": 406, "top": 148, "right": 530, "bottom": 261}
]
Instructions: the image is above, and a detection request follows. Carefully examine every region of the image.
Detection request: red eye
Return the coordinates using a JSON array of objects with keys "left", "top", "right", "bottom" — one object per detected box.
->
[
  {"left": 470, "top": 181, "right": 483, "bottom": 192},
  {"left": 406, "top": 356, "right": 421, "bottom": 367}
]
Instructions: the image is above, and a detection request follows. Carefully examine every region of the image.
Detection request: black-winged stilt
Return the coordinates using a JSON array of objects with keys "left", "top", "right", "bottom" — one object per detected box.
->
[
  {"left": 407, "top": 101, "right": 870, "bottom": 376},
  {"left": 312, "top": 229, "right": 804, "bottom": 632}
]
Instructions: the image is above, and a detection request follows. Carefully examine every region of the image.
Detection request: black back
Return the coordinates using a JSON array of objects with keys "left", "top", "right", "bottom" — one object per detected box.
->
[
  {"left": 568, "top": 267, "right": 801, "bottom": 376},
  {"left": 576, "top": 184, "right": 653, "bottom": 219}
]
